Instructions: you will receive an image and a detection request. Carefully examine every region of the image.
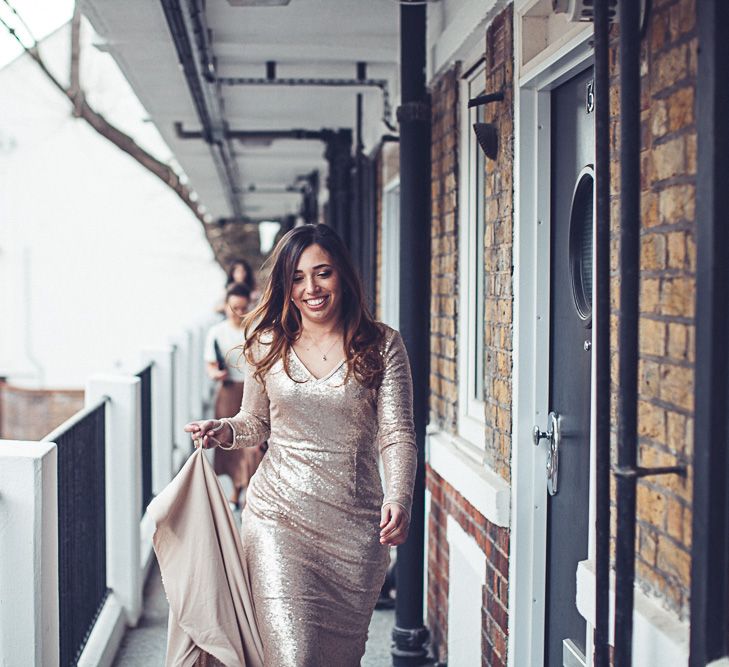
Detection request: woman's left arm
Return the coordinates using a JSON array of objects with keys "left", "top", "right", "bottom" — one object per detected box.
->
[{"left": 377, "top": 330, "right": 418, "bottom": 546}]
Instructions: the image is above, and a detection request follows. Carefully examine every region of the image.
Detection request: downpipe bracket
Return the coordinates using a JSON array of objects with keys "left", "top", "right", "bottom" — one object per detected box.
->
[{"left": 612, "top": 464, "right": 687, "bottom": 479}]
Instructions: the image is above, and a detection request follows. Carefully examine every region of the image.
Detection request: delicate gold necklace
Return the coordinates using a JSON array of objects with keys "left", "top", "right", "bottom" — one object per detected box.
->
[{"left": 303, "top": 331, "right": 340, "bottom": 361}]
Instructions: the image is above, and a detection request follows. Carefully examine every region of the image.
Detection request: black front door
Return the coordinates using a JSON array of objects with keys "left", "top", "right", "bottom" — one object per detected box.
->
[{"left": 544, "top": 66, "right": 595, "bottom": 667}]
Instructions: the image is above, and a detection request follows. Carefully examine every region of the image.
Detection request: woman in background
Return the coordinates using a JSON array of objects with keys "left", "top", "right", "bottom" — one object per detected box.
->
[
  {"left": 204, "top": 282, "right": 265, "bottom": 508},
  {"left": 226, "top": 257, "right": 260, "bottom": 303}
]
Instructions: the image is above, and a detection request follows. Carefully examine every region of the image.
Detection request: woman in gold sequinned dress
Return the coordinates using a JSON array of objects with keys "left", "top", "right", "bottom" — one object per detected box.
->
[{"left": 186, "top": 224, "right": 417, "bottom": 666}]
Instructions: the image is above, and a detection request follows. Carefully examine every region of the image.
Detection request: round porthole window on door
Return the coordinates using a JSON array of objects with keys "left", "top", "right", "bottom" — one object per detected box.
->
[{"left": 568, "top": 166, "right": 595, "bottom": 322}]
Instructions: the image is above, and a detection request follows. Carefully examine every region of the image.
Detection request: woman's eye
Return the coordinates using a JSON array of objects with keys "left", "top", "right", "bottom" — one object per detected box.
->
[
  {"left": 318, "top": 271, "right": 332, "bottom": 278},
  {"left": 292, "top": 275, "right": 303, "bottom": 282}
]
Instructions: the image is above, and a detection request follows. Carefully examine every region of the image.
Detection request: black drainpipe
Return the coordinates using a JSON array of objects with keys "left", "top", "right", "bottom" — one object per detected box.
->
[
  {"left": 392, "top": 3, "right": 430, "bottom": 665},
  {"left": 324, "top": 130, "right": 353, "bottom": 245},
  {"left": 613, "top": 1, "right": 642, "bottom": 661},
  {"left": 592, "top": 1, "right": 611, "bottom": 664},
  {"left": 689, "top": 1, "right": 729, "bottom": 664},
  {"left": 612, "top": 3, "right": 686, "bottom": 664}
]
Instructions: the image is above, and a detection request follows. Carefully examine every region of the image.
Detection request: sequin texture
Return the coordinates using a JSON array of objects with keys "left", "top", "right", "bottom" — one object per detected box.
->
[{"left": 225, "top": 326, "right": 417, "bottom": 666}]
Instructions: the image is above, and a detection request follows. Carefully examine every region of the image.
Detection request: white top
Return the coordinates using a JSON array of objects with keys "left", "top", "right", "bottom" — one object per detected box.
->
[{"left": 204, "top": 319, "right": 247, "bottom": 383}]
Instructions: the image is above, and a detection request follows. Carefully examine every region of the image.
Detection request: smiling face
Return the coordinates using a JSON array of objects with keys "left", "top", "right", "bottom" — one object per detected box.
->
[{"left": 290, "top": 243, "right": 343, "bottom": 329}]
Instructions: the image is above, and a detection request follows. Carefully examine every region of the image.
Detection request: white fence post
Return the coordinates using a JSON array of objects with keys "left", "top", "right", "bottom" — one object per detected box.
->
[
  {"left": 189, "top": 325, "right": 204, "bottom": 419},
  {"left": 86, "top": 375, "right": 142, "bottom": 626},
  {"left": 141, "top": 347, "right": 174, "bottom": 494},
  {"left": 0, "top": 441, "right": 59, "bottom": 667},
  {"left": 196, "top": 320, "right": 214, "bottom": 414},
  {"left": 184, "top": 329, "right": 196, "bottom": 423},
  {"left": 170, "top": 333, "right": 194, "bottom": 471},
  {"left": 170, "top": 336, "right": 189, "bottom": 440}
]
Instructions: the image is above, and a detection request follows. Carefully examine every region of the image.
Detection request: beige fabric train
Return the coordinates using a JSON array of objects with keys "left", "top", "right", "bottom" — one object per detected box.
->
[{"left": 147, "top": 448, "right": 264, "bottom": 667}]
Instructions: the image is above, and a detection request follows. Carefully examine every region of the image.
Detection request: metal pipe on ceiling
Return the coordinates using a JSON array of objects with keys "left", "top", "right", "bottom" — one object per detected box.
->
[
  {"left": 218, "top": 74, "right": 398, "bottom": 133},
  {"left": 160, "top": 0, "right": 243, "bottom": 218},
  {"left": 174, "top": 122, "right": 327, "bottom": 143}
]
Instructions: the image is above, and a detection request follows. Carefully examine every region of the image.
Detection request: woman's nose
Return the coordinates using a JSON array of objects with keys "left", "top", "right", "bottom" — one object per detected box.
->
[{"left": 305, "top": 276, "right": 319, "bottom": 292}]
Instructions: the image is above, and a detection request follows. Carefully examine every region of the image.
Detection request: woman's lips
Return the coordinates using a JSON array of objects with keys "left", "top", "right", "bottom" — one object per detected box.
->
[{"left": 303, "top": 295, "right": 329, "bottom": 311}]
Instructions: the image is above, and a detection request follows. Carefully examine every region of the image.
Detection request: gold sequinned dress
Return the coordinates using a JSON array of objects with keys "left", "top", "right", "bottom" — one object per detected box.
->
[{"left": 223, "top": 326, "right": 417, "bottom": 666}]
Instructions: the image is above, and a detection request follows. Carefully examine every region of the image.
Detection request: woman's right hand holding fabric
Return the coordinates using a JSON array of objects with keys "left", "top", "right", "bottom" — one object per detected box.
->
[{"left": 184, "top": 419, "right": 233, "bottom": 449}]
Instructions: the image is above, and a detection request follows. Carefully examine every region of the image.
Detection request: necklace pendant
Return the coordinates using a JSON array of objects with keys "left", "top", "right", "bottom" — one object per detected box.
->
[{"left": 323, "top": 355, "right": 327, "bottom": 361}]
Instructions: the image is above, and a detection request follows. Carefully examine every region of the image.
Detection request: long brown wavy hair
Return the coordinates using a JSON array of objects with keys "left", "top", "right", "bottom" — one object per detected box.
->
[{"left": 242, "top": 224, "right": 385, "bottom": 388}]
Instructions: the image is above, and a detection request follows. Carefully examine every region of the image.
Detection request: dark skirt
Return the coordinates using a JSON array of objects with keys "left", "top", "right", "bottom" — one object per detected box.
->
[{"left": 213, "top": 382, "right": 265, "bottom": 488}]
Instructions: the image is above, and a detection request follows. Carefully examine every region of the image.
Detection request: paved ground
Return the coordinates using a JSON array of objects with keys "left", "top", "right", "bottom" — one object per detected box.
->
[{"left": 113, "top": 560, "right": 396, "bottom": 666}]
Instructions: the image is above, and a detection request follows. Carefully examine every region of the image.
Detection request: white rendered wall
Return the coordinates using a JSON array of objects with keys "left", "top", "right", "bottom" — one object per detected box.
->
[
  {"left": 447, "top": 515, "right": 486, "bottom": 666},
  {"left": 0, "top": 21, "right": 224, "bottom": 388}
]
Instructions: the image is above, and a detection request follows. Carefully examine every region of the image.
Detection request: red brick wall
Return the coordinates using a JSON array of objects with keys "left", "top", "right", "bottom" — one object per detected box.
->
[
  {"left": 427, "top": 467, "right": 510, "bottom": 666},
  {"left": 0, "top": 382, "right": 84, "bottom": 440}
]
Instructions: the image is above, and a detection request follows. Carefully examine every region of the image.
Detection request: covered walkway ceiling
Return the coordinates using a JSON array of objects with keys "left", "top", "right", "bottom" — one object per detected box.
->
[{"left": 82, "top": 0, "right": 401, "bottom": 224}]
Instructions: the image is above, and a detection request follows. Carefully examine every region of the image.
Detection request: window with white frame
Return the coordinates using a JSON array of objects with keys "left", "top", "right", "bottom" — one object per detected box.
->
[{"left": 457, "top": 62, "right": 486, "bottom": 449}]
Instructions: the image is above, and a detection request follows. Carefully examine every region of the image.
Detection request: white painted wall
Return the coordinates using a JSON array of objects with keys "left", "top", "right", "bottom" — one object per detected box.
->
[{"left": 0, "top": 21, "right": 224, "bottom": 388}]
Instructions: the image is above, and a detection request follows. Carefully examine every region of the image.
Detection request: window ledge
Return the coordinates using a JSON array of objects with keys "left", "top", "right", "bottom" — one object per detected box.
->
[{"left": 426, "top": 428, "right": 511, "bottom": 528}]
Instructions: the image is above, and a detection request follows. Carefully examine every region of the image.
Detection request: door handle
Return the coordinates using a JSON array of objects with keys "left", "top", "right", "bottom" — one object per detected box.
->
[{"left": 532, "top": 411, "right": 561, "bottom": 496}]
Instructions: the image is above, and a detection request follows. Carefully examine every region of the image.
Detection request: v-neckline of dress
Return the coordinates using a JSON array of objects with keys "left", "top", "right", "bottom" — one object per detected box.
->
[{"left": 290, "top": 346, "right": 346, "bottom": 383}]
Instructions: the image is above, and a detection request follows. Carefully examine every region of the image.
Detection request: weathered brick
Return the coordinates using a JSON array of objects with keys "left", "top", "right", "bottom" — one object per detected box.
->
[
  {"left": 641, "top": 233, "right": 667, "bottom": 270},
  {"left": 656, "top": 537, "right": 691, "bottom": 585},
  {"left": 666, "top": 231, "right": 687, "bottom": 269},
  {"left": 637, "top": 483, "right": 668, "bottom": 528},
  {"left": 641, "top": 277, "right": 661, "bottom": 314},
  {"left": 638, "top": 400, "right": 666, "bottom": 441},
  {"left": 658, "top": 183, "right": 695, "bottom": 225},
  {"left": 651, "top": 136, "right": 686, "bottom": 182},
  {"left": 667, "top": 86, "right": 694, "bottom": 132},
  {"left": 661, "top": 276, "right": 695, "bottom": 317},
  {"left": 660, "top": 363, "right": 694, "bottom": 411},
  {"left": 666, "top": 411, "right": 688, "bottom": 453},
  {"left": 639, "top": 317, "right": 666, "bottom": 356},
  {"left": 652, "top": 43, "right": 689, "bottom": 92},
  {"left": 639, "top": 359, "right": 661, "bottom": 399},
  {"left": 667, "top": 322, "right": 688, "bottom": 360}
]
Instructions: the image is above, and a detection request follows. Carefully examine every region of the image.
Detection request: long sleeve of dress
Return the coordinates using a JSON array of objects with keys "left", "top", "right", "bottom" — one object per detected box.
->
[
  {"left": 377, "top": 330, "right": 418, "bottom": 517},
  {"left": 223, "top": 342, "right": 271, "bottom": 448}
]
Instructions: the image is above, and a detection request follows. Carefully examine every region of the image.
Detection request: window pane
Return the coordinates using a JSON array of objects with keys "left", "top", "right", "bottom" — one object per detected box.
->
[{"left": 474, "top": 103, "right": 485, "bottom": 402}]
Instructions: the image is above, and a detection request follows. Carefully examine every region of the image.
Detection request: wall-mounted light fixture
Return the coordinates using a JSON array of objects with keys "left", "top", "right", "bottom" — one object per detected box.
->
[{"left": 468, "top": 91, "right": 504, "bottom": 160}]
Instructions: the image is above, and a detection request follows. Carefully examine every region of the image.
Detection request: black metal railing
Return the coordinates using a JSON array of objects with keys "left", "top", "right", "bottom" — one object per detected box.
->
[
  {"left": 44, "top": 400, "right": 109, "bottom": 667},
  {"left": 137, "top": 364, "right": 153, "bottom": 517}
]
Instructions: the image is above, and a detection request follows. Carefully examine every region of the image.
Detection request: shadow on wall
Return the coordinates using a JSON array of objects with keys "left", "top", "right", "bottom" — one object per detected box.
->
[{"left": 0, "top": 381, "right": 84, "bottom": 440}]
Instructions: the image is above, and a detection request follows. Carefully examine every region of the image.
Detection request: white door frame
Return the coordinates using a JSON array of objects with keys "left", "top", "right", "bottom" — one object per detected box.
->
[{"left": 508, "top": 18, "right": 595, "bottom": 667}]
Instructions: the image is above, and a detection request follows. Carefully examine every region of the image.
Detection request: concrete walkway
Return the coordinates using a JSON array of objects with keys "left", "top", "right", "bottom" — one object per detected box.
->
[{"left": 113, "top": 560, "right": 396, "bottom": 666}]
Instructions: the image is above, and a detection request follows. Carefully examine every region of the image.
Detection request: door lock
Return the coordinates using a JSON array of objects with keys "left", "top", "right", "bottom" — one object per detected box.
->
[{"left": 532, "top": 411, "right": 561, "bottom": 496}]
